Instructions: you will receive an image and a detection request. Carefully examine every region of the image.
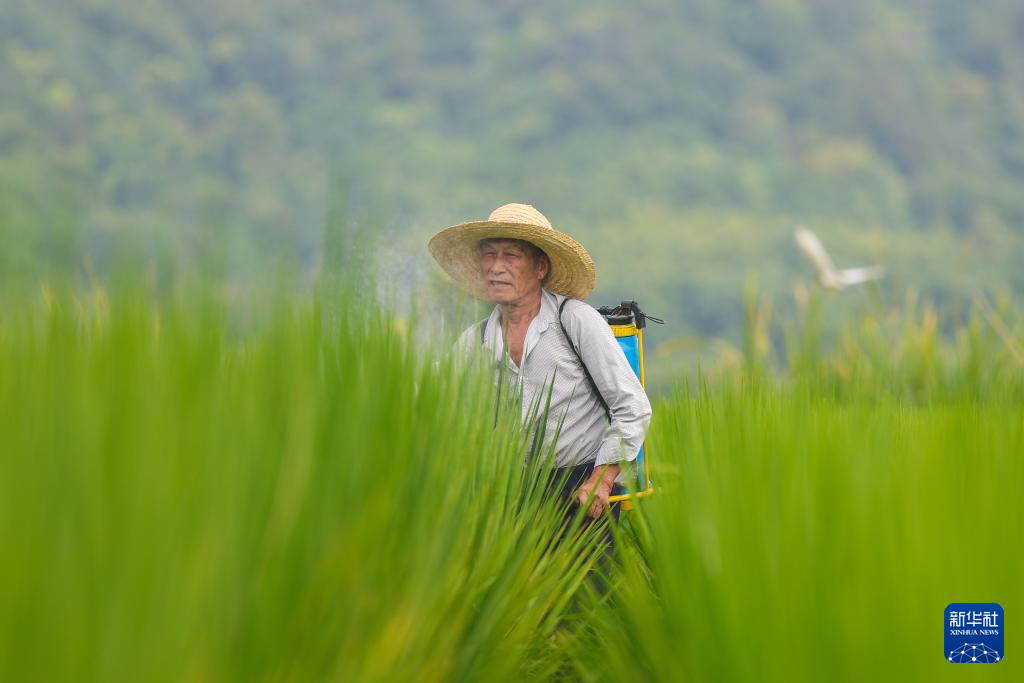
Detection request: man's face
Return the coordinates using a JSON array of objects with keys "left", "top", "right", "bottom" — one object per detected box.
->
[{"left": 478, "top": 239, "right": 548, "bottom": 304}]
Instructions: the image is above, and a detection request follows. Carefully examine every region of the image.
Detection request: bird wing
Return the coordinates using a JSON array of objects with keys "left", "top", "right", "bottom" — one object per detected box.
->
[
  {"left": 794, "top": 226, "right": 836, "bottom": 275},
  {"left": 836, "top": 266, "right": 884, "bottom": 286}
]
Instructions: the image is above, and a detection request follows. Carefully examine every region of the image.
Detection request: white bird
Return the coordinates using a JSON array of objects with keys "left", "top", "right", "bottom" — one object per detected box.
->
[{"left": 794, "top": 225, "right": 884, "bottom": 292}]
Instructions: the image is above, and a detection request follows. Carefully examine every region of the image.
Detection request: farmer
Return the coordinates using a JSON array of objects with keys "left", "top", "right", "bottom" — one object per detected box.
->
[{"left": 428, "top": 203, "right": 652, "bottom": 542}]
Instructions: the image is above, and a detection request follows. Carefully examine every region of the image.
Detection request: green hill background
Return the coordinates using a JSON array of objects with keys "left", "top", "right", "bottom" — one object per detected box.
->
[{"left": 3, "top": 0, "right": 1023, "bottom": 349}]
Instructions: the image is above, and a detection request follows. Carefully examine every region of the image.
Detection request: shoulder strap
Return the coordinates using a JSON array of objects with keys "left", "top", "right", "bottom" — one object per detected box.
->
[
  {"left": 558, "top": 298, "right": 611, "bottom": 420},
  {"left": 479, "top": 318, "right": 487, "bottom": 346}
]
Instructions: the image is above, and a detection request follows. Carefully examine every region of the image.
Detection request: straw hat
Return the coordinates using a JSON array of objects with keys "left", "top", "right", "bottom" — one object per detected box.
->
[{"left": 428, "top": 203, "right": 596, "bottom": 300}]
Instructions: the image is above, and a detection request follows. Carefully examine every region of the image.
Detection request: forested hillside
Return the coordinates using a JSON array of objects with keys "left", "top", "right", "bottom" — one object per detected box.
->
[{"left": 3, "top": 0, "right": 1023, "bottom": 339}]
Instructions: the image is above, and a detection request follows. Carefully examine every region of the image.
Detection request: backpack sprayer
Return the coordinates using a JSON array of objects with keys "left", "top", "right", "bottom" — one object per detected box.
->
[{"left": 598, "top": 301, "right": 662, "bottom": 511}]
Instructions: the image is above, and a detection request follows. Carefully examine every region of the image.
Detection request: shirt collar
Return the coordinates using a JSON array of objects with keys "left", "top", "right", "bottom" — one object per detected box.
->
[
  {"left": 485, "top": 288, "right": 564, "bottom": 368},
  {"left": 534, "top": 288, "right": 562, "bottom": 330},
  {"left": 487, "top": 288, "right": 562, "bottom": 328}
]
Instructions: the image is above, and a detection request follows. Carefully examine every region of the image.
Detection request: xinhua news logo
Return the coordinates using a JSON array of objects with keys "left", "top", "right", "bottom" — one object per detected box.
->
[{"left": 945, "top": 603, "right": 1003, "bottom": 663}]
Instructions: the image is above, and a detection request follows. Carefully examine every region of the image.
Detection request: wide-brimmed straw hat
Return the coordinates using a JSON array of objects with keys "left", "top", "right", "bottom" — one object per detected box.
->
[{"left": 428, "top": 203, "right": 596, "bottom": 300}]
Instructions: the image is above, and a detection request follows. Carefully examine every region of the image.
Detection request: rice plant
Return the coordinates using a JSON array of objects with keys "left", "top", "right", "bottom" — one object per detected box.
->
[
  {"left": 1, "top": 280, "right": 1020, "bottom": 682},
  {"left": 570, "top": 359, "right": 1023, "bottom": 681},
  {"left": 0, "top": 282, "right": 608, "bottom": 682}
]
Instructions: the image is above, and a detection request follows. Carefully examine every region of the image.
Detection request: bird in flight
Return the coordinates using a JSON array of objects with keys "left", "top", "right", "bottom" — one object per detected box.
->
[{"left": 794, "top": 226, "right": 884, "bottom": 292}]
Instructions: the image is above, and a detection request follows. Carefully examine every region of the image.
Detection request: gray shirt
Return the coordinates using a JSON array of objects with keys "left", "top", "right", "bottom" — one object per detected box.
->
[{"left": 457, "top": 289, "right": 652, "bottom": 470}]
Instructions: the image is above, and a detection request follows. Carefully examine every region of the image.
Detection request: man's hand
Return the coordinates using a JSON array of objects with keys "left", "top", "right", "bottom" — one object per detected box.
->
[{"left": 575, "top": 464, "right": 620, "bottom": 519}]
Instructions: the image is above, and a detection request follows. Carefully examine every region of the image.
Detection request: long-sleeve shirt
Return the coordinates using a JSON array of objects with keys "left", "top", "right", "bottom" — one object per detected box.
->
[{"left": 456, "top": 288, "right": 652, "bottom": 471}]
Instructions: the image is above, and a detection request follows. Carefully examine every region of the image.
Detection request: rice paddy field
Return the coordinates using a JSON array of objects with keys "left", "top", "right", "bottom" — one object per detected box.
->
[{"left": 1, "top": 283, "right": 1021, "bottom": 682}]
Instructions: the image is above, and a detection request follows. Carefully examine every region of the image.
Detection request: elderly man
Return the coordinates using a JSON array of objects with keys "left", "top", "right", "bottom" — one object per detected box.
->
[{"left": 428, "top": 203, "right": 652, "bottom": 531}]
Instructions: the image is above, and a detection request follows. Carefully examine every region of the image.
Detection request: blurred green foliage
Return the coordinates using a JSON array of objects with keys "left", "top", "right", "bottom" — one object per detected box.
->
[
  {"left": 1, "top": 283, "right": 1020, "bottom": 680},
  {"left": 0, "top": 283, "right": 615, "bottom": 681},
  {"left": 2, "top": 0, "right": 1024, "bottom": 340},
  {"left": 574, "top": 372, "right": 1023, "bottom": 681}
]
